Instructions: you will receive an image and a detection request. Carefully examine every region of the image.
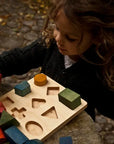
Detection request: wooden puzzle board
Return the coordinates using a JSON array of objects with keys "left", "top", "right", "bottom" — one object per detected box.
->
[{"left": 0, "top": 75, "right": 87, "bottom": 141}]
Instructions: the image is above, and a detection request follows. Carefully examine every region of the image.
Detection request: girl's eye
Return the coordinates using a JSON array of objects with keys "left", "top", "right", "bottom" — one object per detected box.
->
[{"left": 66, "top": 35, "right": 76, "bottom": 42}]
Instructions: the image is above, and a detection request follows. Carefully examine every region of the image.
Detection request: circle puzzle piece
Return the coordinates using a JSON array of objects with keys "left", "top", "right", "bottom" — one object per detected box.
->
[{"left": 34, "top": 73, "right": 47, "bottom": 86}]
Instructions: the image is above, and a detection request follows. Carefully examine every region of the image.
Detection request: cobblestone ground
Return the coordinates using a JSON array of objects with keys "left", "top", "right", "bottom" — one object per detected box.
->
[{"left": 0, "top": 0, "right": 114, "bottom": 144}]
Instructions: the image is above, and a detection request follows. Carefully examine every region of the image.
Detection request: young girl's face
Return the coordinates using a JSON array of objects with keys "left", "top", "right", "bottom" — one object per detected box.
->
[{"left": 53, "top": 9, "right": 94, "bottom": 60}]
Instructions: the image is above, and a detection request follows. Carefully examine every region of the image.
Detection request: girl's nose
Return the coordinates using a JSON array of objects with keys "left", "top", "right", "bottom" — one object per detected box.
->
[{"left": 56, "top": 33, "right": 64, "bottom": 46}]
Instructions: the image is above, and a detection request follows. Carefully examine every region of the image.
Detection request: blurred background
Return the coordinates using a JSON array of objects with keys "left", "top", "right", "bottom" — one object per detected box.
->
[{"left": 0, "top": 0, "right": 114, "bottom": 144}]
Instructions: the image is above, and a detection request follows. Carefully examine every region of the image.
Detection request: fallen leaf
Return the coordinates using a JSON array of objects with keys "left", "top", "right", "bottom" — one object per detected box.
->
[{"left": 0, "top": 18, "right": 3, "bottom": 22}]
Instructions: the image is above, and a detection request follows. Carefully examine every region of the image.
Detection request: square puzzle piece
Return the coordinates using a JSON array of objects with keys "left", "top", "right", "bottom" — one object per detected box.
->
[{"left": 58, "top": 88, "right": 81, "bottom": 110}]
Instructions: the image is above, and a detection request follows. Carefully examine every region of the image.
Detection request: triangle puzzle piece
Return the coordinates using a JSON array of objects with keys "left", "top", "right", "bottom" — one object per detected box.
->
[{"left": 0, "top": 110, "right": 19, "bottom": 129}]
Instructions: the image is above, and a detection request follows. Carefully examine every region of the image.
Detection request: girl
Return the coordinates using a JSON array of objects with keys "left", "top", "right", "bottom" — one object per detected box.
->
[{"left": 0, "top": 0, "right": 114, "bottom": 120}]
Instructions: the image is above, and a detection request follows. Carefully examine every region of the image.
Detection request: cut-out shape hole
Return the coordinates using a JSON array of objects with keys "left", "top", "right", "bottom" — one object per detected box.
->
[
  {"left": 11, "top": 107, "right": 26, "bottom": 119},
  {"left": 25, "top": 121, "right": 43, "bottom": 136},
  {"left": 32, "top": 98, "right": 46, "bottom": 108},
  {"left": 41, "top": 106, "right": 58, "bottom": 119},
  {"left": 47, "top": 87, "right": 59, "bottom": 95},
  {"left": 2, "top": 97, "right": 14, "bottom": 107}
]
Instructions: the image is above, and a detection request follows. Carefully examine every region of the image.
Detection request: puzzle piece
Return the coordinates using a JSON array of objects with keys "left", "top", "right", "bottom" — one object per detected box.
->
[
  {"left": 2, "top": 141, "right": 11, "bottom": 144},
  {"left": 4, "top": 126, "right": 28, "bottom": 144},
  {"left": 0, "top": 102, "right": 6, "bottom": 115},
  {"left": 24, "top": 139, "right": 43, "bottom": 144},
  {"left": 0, "top": 107, "right": 6, "bottom": 115},
  {"left": 58, "top": 88, "right": 81, "bottom": 110},
  {"left": 14, "top": 81, "right": 31, "bottom": 97},
  {"left": 0, "top": 110, "right": 19, "bottom": 129},
  {"left": 34, "top": 73, "right": 47, "bottom": 86},
  {"left": 59, "top": 136, "right": 73, "bottom": 144},
  {"left": 0, "top": 102, "right": 5, "bottom": 108},
  {"left": 0, "top": 127, "right": 6, "bottom": 144}
]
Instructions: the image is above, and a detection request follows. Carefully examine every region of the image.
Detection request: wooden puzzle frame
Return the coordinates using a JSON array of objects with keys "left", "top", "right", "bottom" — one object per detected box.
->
[{"left": 0, "top": 75, "right": 87, "bottom": 141}]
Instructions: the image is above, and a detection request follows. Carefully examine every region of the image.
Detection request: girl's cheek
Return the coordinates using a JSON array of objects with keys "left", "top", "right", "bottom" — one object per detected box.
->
[{"left": 53, "top": 29, "right": 58, "bottom": 38}]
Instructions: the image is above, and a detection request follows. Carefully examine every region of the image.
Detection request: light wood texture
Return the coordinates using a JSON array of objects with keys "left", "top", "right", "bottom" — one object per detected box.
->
[{"left": 0, "top": 75, "right": 87, "bottom": 141}]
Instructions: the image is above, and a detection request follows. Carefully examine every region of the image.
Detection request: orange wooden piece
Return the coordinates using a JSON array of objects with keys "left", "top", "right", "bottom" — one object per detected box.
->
[
  {"left": 34, "top": 73, "right": 47, "bottom": 86},
  {"left": 0, "top": 127, "right": 6, "bottom": 143}
]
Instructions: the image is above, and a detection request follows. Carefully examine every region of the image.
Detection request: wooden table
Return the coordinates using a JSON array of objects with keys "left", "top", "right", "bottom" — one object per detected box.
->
[{"left": 44, "top": 111, "right": 103, "bottom": 144}]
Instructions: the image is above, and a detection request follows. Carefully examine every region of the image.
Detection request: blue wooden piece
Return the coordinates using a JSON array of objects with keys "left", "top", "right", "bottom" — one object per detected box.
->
[
  {"left": 59, "top": 136, "right": 73, "bottom": 144},
  {"left": 24, "top": 139, "right": 43, "bottom": 144},
  {"left": 4, "top": 126, "right": 28, "bottom": 144},
  {"left": 14, "top": 81, "right": 31, "bottom": 97}
]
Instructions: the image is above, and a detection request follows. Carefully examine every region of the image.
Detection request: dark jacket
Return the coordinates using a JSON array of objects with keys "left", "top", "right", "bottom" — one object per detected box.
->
[{"left": 0, "top": 39, "right": 113, "bottom": 119}]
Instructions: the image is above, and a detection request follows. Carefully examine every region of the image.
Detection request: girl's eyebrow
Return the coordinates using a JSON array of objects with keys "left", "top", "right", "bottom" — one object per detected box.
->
[
  {"left": 55, "top": 23, "right": 80, "bottom": 37},
  {"left": 68, "top": 32, "right": 81, "bottom": 38},
  {"left": 68, "top": 32, "right": 79, "bottom": 36}
]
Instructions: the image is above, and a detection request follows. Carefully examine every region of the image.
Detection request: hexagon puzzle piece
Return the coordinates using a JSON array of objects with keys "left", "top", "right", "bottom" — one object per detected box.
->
[
  {"left": 14, "top": 81, "right": 31, "bottom": 97},
  {"left": 58, "top": 88, "right": 81, "bottom": 110}
]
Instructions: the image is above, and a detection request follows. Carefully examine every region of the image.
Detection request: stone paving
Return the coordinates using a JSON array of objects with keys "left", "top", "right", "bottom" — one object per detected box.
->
[{"left": 0, "top": 0, "right": 114, "bottom": 144}]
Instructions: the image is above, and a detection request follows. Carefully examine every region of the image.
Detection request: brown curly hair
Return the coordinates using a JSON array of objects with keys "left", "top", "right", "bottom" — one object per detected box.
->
[{"left": 44, "top": 0, "right": 114, "bottom": 90}]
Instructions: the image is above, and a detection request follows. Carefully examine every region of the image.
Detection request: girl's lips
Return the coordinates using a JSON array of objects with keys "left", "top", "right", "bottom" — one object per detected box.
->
[
  {"left": 56, "top": 42, "right": 67, "bottom": 52},
  {"left": 58, "top": 46, "right": 66, "bottom": 52},
  {"left": 57, "top": 44, "right": 66, "bottom": 52}
]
